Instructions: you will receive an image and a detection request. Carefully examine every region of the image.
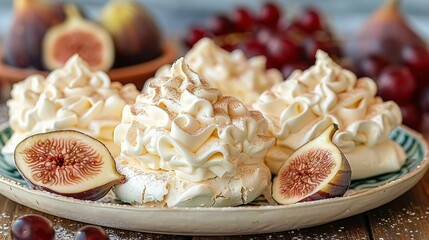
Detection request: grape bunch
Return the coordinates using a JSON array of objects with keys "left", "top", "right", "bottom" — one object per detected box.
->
[
  {"left": 184, "top": 2, "right": 342, "bottom": 79},
  {"left": 10, "top": 214, "right": 109, "bottom": 240},
  {"left": 355, "top": 45, "right": 429, "bottom": 130}
]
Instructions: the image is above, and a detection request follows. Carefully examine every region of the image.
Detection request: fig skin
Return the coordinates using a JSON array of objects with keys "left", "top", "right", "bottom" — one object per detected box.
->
[
  {"left": 272, "top": 124, "right": 352, "bottom": 205},
  {"left": 14, "top": 130, "right": 125, "bottom": 201},
  {"left": 43, "top": 4, "right": 115, "bottom": 71},
  {"left": 347, "top": 0, "right": 426, "bottom": 63},
  {"left": 99, "top": 0, "right": 162, "bottom": 68},
  {"left": 4, "top": 0, "right": 66, "bottom": 70}
]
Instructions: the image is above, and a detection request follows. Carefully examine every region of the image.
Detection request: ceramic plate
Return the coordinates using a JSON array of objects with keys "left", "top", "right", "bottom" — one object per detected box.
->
[{"left": 0, "top": 123, "right": 428, "bottom": 236}]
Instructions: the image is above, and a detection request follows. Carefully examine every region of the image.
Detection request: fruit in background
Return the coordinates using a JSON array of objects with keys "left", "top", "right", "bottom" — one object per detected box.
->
[
  {"left": 14, "top": 130, "right": 125, "bottom": 201},
  {"left": 356, "top": 54, "right": 390, "bottom": 79},
  {"left": 232, "top": 7, "right": 255, "bottom": 32},
  {"left": 281, "top": 62, "right": 310, "bottom": 79},
  {"left": 4, "top": 0, "right": 65, "bottom": 70},
  {"left": 99, "top": 0, "right": 162, "bottom": 68},
  {"left": 348, "top": 0, "right": 426, "bottom": 63},
  {"left": 259, "top": 2, "right": 281, "bottom": 28},
  {"left": 291, "top": 7, "right": 324, "bottom": 33},
  {"left": 267, "top": 37, "right": 300, "bottom": 68},
  {"left": 400, "top": 103, "right": 423, "bottom": 131},
  {"left": 185, "top": 26, "right": 210, "bottom": 48},
  {"left": 377, "top": 66, "right": 416, "bottom": 104},
  {"left": 401, "top": 44, "right": 429, "bottom": 87},
  {"left": 75, "top": 225, "right": 109, "bottom": 240},
  {"left": 303, "top": 34, "right": 341, "bottom": 63},
  {"left": 43, "top": 4, "right": 114, "bottom": 71},
  {"left": 348, "top": 0, "right": 429, "bottom": 131},
  {"left": 184, "top": 2, "right": 342, "bottom": 79},
  {"left": 272, "top": 124, "right": 351, "bottom": 205},
  {"left": 10, "top": 214, "right": 55, "bottom": 240},
  {"left": 208, "top": 15, "right": 234, "bottom": 35}
]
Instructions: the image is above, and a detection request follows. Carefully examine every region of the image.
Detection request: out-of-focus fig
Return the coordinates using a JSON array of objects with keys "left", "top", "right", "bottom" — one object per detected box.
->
[
  {"left": 348, "top": 0, "right": 426, "bottom": 63},
  {"left": 14, "top": 130, "right": 125, "bottom": 201},
  {"left": 43, "top": 4, "right": 114, "bottom": 71},
  {"left": 4, "top": 0, "right": 66, "bottom": 70},
  {"left": 272, "top": 124, "right": 351, "bottom": 205},
  {"left": 99, "top": 0, "right": 162, "bottom": 67}
]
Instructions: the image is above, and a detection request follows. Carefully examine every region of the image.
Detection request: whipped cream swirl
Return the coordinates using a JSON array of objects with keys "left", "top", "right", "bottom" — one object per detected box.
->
[
  {"left": 253, "top": 51, "right": 404, "bottom": 179},
  {"left": 5, "top": 55, "right": 139, "bottom": 158},
  {"left": 115, "top": 58, "right": 274, "bottom": 182},
  {"left": 154, "top": 38, "right": 282, "bottom": 106}
]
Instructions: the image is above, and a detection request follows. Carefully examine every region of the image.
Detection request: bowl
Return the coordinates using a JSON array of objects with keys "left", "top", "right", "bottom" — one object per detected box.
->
[{"left": 0, "top": 41, "right": 179, "bottom": 91}]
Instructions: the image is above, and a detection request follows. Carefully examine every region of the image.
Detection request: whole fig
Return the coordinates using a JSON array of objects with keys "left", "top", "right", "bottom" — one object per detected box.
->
[
  {"left": 4, "top": 0, "right": 66, "bottom": 70},
  {"left": 347, "top": 0, "right": 426, "bottom": 64},
  {"left": 99, "top": 0, "right": 162, "bottom": 68}
]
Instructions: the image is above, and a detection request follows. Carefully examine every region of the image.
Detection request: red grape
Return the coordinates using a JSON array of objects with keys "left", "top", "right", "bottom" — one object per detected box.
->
[
  {"left": 232, "top": 7, "right": 254, "bottom": 32},
  {"left": 419, "top": 87, "right": 429, "bottom": 113},
  {"left": 304, "top": 37, "right": 341, "bottom": 62},
  {"left": 10, "top": 214, "right": 55, "bottom": 240},
  {"left": 401, "top": 44, "right": 429, "bottom": 87},
  {"left": 357, "top": 55, "right": 390, "bottom": 78},
  {"left": 377, "top": 66, "right": 416, "bottom": 104},
  {"left": 220, "top": 44, "right": 235, "bottom": 52},
  {"left": 256, "top": 27, "right": 275, "bottom": 43},
  {"left": 294, "top": 7, "right": 324, "bottom": 33},
  {"left": 238, "top": 38, "right": 267, "bottom": 58},
  {"left": 259, "top": 2, "right": 281, "bottom": 28},
  {"left": 208, "top": 15, "right": 234, "bottom": 35},
  {"left": 75, "top": 225, "right": 109, "bottom": 240},
  {"left": 185, "top": 27, "right": 208, "bottom": 48},
  {"left": 281, "top": 62, "right": 310, "bottom": 79},
  {"left": 267, "top": 37, "right": 300, "bottom": 66},
  {"left": 400, "top": 103, "right": 423, "bottom": 130}
]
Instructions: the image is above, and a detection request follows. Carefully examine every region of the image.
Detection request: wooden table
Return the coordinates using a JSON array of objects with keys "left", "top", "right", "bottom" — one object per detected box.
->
[
  {"left": 0, "top": 161, "right": 427, "bottom": 239},
  {"left": 0, "top": 103, "right": 428, "bottom": 239}
]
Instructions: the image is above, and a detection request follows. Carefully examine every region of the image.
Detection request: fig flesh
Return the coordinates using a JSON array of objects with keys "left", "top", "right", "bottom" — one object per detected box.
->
[
  {"left": 43, "top": 4, "right": 114, "bottom": 71},
  {"left": 14, "top": 130, "right": 124, "bottom": 201},
  {"left": 4, "top": 0, "right": 66, "bottom": 70},
  {"left": 272, "top": 124, "right": 351, "bottom": 205}
]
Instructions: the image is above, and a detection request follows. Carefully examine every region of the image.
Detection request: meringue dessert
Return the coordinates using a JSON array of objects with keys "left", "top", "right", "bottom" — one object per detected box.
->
[
  {"left": 2, "top": 55, "right": 139, "bottom": 166},
  {"left": 153, "top": 38, "right": 282, "bottom": 106},
  {"left": 114, "top": 58, "right": 274, "bottom": 207},
  {"left": 253, "top": 50, "right": 406, "bottom": 180}
]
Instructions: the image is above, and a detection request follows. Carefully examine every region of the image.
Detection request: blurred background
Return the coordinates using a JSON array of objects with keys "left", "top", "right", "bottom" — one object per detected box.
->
[
  {"left": 1, "top": 0, "right": 428, "bottom": 40},
  {"left": 0, "top": 0, "right": 429, "bottom": 131}
]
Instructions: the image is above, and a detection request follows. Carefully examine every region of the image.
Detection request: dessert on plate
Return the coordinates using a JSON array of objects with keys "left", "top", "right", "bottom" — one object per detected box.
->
[
  {"left": 114, "top": 58, "right": 274, "bottom": 207},
  {"left": 253, "top": 50, "right": 406, "bottom": 180},
  {"left": 153, "top": 38, "right": 282, "bottom": 106},
  {"left": 2, "top": 55, "right": 139, "bottom": 166}
]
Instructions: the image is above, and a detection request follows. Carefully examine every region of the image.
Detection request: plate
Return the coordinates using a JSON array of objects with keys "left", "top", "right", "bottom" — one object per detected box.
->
[{"left": 0, "top": 123, "right": 428, "bottom": 236}]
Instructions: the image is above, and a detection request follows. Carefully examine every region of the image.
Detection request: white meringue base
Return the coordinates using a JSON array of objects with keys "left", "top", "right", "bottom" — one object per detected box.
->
[
  {"left": 345, "top": 140, "right": 406, "bottom": 180},
  {"left": 114, "top": 160, "right": 272, "bottom": 207}
]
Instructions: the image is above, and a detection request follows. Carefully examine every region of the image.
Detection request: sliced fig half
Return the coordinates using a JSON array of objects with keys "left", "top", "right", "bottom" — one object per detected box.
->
[
  {"left": 14, "top": 130, "right": 124, "bottom": 201},
  {"left": 272, "top": 124, "right": 352, "bottom": 205},
  {"left": 42, "top": 4, "right": 114, "bottom": 71}
]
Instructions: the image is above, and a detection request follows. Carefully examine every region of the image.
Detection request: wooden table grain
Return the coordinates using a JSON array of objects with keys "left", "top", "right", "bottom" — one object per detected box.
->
[{"left": 0, "top": 170, "right": 427, "bottom": 239}]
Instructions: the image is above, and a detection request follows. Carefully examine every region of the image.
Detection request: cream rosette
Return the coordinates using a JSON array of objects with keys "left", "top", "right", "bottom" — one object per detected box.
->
[
  {"left": 114, "top": 58, "right": 274, "bottom": 207},
  {"left": 153, "top": 38, "right": 282, "bottom": 106},
  {"left": 2, "top": 55, "right": 139, "bottom": 166},
  {"left": 253, "top": 51, "right": 406, "bottom": 180}
]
